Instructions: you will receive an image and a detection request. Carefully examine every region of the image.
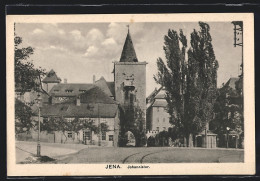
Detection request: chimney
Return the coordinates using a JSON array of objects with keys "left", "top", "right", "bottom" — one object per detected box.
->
[
  {"left": 93, "top": 75, "right": 96, "bottom": 84},
  {"left": 76, "top": 96, "right": 81, "bottom": 106},
  {"left": 64, "top": 78, "right": 67, "bottom": 84}
]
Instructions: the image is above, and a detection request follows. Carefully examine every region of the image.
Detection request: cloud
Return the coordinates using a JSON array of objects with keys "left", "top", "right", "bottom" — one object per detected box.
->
[
  {"left": 102, "top": 38, "right": 117, "bottom": 46},
  {"left": 84, "top": 46, "right": 99, "bottom": 57},
  {"left": 70, "top": 30, "right": 82, "bottom": 40},
  {"left": 86, "top": 28, "right": 104, "bottom": 45},
  {"left": 58, "top": 29, "right": 65, "bottom": 35},
  {"left": 32, "top": 28, "right": 44, "bottom": 34},
  {"left": 106, "top": 23, "right": 127, "bottom": 44}
]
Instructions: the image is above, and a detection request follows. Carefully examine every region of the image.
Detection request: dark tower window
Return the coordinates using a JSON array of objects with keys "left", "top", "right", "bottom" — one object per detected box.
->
[
  {"left": 125, "top": 90, "right": 129, "bottom": 100},
  {"left": 130, "top": 93, "right": 134, "bottom": 105}
]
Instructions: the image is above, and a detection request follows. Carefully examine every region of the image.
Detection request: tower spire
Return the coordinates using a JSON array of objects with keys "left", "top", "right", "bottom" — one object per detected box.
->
[{"left": 119, "top": 27, "right": 138, "bottom": 62}]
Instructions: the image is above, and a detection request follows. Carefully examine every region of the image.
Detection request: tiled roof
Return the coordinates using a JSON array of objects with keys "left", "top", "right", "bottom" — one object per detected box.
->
[
  {"left": 40, "top": 103, "right": 118, "bottom": 118},
  {"left": 152, "top": 99, "right": 167, "bottom": 107},
  {"left": 106, "top": 82, "right": 115, "bottom": 97},
  {"left": 224, "top": 77, "right": 239, "bottom": 90},
  {"left": 40, "top": 86, "right": 118, "bottom": 118},
  {"left": 154, "top": 88, "right": 166, "bottom": 99},
  {"left": 42, "top": 69, "right": 61, "bottom": 83},
  {"left": 94, "top": 77, "right": 113, "bottom": 97},
  {"left": 120, "top": 31, "right": 138, "bottom": 62},
  {"left": 147, "top": 87, "right": 159, "bottom": 101},
  {"left": 80, "top": 86, "right": 117, "bottom": 104},
  {"left": 49, "top": 83, "right": 94, "bottom": 97}
]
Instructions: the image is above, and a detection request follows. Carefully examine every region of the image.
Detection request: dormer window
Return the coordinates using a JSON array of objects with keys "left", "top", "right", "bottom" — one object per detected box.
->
[
  {"left": 65, "top": 89, "right": 73, "bottom": 93},
  {"left": 79, "top": 90, "right": 86, "bottom": 93},
  {"left": 54, "top": 89, "right": 59, "bottom": 92}
]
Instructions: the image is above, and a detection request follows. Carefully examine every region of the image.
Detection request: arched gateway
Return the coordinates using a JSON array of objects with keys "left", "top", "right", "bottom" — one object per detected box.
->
[{"left": 114, "top": 29, "right": 147, "bottom": 147}]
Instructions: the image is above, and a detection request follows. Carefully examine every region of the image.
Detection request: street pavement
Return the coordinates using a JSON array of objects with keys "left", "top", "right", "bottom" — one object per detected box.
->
[
  {"left": 56, "top": 147, "right": 244, "bottom": 164},
  {"left": 16, "top": 141, "right": 244, "bottom": 163},
  {"left": 16, "top": 141, "right": 93, "bottom": 163}
]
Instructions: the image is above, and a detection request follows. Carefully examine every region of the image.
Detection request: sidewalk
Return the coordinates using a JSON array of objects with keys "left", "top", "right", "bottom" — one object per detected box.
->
[{"left": 16, "top": 141, "right": 93, "bottom": 163}]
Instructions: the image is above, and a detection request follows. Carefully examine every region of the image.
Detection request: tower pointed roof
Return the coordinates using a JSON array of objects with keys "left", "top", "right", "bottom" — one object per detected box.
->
[
  {"left": 120, "top": 29, "right": 138, "bottom": 62},
  {"left": 42, "top": 69, "right": 61, "bottom": 83}
]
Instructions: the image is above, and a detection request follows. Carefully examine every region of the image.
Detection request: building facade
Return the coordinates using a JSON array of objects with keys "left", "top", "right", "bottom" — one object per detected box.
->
[
  {"left": 146, "top": 87, "right": 172, "bottom": 133},
  {"left": 113, "top": 29, "right": 147, "bottom": 146},
  {"left": 16, "top": 29, "right": 147, "bottom": 147}
]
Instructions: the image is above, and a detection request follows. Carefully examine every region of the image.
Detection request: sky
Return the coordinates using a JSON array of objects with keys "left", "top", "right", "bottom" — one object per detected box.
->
[{"left": 15, "top": 22, "right": 242, "bottom": 95}]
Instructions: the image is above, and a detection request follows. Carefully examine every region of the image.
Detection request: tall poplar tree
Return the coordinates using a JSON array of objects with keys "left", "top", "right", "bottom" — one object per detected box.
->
[
  {"left": 154, "top": 22, "right": 218, "bottom": 147},
  {"left": 154, "top": 29, "right": 189, "bottom": 144},
  {"left": 188, "top": 22, "right": 219, "bottom": 146}
]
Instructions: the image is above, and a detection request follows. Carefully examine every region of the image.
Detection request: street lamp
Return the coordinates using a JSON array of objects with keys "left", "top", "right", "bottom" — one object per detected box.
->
[
  {"left": 35, "top": 93, "right": 42, "bottom": 157},
  {"left": 226, "top": 127, "right": 230, "bottom": 148}
]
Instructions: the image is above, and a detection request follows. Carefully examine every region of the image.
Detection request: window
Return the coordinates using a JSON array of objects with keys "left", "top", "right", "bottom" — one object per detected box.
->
[
  {"left": 156, "top": 127, "right": 159, "bottom": 132},
  {"left": 163, "top": 118, "right": 165, "bottom": 122},
  {"left": 83, "top": 130, "right": 91, "bottom": 140},
  {"left": 157, "top": 107, "right": 160, "bottom": 112},
  {"left": 65, "top": 89, "right": 73, "bottom": 93},
  {"left": 79, "top": 90, "right": 86, "bottom": 93},
  {"left": 67, "top": 132, "right": 72, "bottom": 138},
  {"left": 130, "top": 93, "right": 134, "bottom": 105},
  {"left": 54, "top": 89, "right": 59, "bottom": 92},
  {"left": 163, "top": 127, "right": 166, "bottom": 131},
  {"left": 66, "top": 118, "right": 74, "bottom": 123},
  {"left": 102, "top": 132, "right": 106, "bottom": 140},
  {"left": 109, "top": 135, "right": 113, "bottom": 141}
]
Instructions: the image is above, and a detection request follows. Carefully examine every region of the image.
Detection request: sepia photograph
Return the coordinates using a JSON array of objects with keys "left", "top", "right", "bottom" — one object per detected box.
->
[{"left": 6, "top": 13, "right": 255, "bottom": 176}]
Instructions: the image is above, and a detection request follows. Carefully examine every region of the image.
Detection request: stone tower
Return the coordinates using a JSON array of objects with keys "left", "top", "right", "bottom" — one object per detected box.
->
[
  {"left": 114, "top": 29, "right": 147, "bottom": 146},
  {"left": 42, "top": 69, "right": 61, "bottom": 92}
]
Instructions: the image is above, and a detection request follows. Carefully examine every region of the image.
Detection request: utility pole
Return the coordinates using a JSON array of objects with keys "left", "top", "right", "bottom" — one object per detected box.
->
[
  {"left": 94, "top": 91, "right": 101, "bottom": 146},
  {"left": 35, "top": 93, "right": 42, "bottom": 157},
  {"left": 98, "top": 102, "right": 101, "bottom": 146}
]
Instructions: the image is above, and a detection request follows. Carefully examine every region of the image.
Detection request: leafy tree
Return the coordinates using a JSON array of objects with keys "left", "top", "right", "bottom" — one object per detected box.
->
[
  {"left": 154, "top": 29, "right": 193, "bottom": 145},
  {"left": 41, "top": 117, "right": 110, "bottom": 144},
  {"left": 119, "top": 105, "right": 146, "bottom": 147},
  {"left": 188, "top": 22, "right": 219, "bottom": 146},
  {"left": 15, "top": 99, "right": 35, "bottom": 136},
  {"left": 154, "top": 22, "right": 218, "bottom": 147},
  {"left": 15, "top": 35, "right": 46, "bottom": 94},
  {"left": 155, "top": 130, "right": 169, "bottom": 146},
  {"left": 14, "top": 33, "right": 46, "bottom": 136},
  {"left": 211, "top": 84, "right": 243, "bottom": 147}
]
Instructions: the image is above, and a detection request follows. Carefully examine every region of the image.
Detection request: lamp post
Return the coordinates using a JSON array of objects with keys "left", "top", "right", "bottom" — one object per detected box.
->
[
  {"left": 226, "top": 127, "right": 230, "bottom": 148},
  {"left": 35, "top": 93, "right": 42, "bottom": 157},
  {"left": 98, "top": 102, "right": 101, "bottom": 146}
]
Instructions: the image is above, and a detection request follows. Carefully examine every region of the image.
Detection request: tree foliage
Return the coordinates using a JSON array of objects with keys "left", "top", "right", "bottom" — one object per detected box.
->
[
  {"left": 119, "top": 105, "right": 146, "bottom": 147},
  {"left": 15, "top": 99, "right": 35, "bottom": 135},
  {"left": 211, "top": 84, "right": 244, "bottom": 147},
  {"left": 15, "top": 35, "right": 46, "bottom": 94},
  {"left": 14, "top": 34, "right": 46, "bottom": 135},
  {"left": 41, "top": 117, "right": 109, "bottom": 143},
  {"left": 154, "top": 22, "right": 219, "bottom": 146}
]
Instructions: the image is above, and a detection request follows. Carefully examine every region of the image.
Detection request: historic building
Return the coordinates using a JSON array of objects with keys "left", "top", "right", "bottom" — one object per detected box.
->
[
  {"left": 146, "top": 86, "right": 217, "bottom": 148},
  {"left": 16, "top": 29, "right": 147, "bottom": 147},
  {"left": 113, "top": 29, "right": 147, "bottom": 146},
  {"left": 40, "top": 81, "right": 119, "bottom": 147},
  {"left": 146, "top": 87, "right": 172, "bottom": 133}
]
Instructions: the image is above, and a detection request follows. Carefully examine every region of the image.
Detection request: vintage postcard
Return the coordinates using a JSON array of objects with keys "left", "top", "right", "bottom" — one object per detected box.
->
[{"left": 6, "top": 13, "right": 255, "bottom": 176}]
